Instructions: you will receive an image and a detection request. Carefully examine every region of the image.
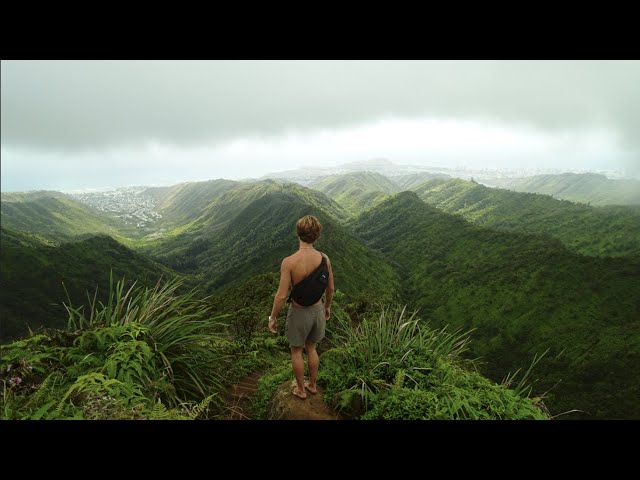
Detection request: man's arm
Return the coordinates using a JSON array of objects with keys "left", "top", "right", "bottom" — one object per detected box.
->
[
  {"left": 268, "top": 258, "right": 292, "bottom": 333},
  {"left": 324, "top": 256, "right": 335, "bottom": 320}
]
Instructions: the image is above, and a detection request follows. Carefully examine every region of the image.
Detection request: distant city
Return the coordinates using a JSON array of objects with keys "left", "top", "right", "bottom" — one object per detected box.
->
[{"left": 70, "top": 187, "right": 162, "bottom": 229}]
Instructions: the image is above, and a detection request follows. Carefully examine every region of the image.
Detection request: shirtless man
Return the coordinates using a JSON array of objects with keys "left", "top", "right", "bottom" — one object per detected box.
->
[{"left": 268, "top": 215, "right": 335, "bottom": 399}]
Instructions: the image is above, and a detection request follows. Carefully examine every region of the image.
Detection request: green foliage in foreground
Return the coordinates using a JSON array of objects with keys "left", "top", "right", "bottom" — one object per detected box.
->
[
  {"left": 1, "top": 268, "right": 551, "bottom": 420},
  {"left": 317, "top": 305, "right": 548, "bottom": 420},
  {"left": 0, "top": 276, "right": 229, "bottom": 419},
  {"left": 0, "top": 270, "right": 298, "bottom": 420},
  {"left": 251, "top": 359, "right": 294, "bottom": 419}
]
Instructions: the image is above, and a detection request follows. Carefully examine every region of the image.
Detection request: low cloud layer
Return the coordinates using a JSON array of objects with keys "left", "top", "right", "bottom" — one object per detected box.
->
[{"left": 2, "top": 60, "right": 639, "bottom": 189}]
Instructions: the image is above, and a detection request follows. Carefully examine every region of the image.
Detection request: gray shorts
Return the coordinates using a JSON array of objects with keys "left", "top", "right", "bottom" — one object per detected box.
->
[{"left": 285, "top": 303, "right": 326, "bottom": 347}]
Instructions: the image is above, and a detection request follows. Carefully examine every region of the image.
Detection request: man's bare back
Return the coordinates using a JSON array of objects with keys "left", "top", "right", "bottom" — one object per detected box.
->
[{"left": 286, "top": 249, "right": 328, "bottom": 307}]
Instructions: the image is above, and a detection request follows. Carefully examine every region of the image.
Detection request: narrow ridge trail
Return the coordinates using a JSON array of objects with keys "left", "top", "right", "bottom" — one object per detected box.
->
[
  {"left": 223, "top": 372, "right": 262, "bottom": 420},
  {"left": 223, "top": 372, "right": 340, "bottom": 420}
]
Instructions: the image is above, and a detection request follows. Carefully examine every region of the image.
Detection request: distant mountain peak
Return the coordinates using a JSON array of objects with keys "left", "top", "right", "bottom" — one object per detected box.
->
[{"left": 343, "top": 158, "right": 394, "bottom": 167}]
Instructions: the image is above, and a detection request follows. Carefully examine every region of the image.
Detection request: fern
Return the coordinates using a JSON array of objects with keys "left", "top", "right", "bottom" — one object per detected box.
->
[
  {"left": 182, "top": 393, "right": 219, "bottom": 419},
  {"left": 57, "top": 372, "right": 145, "bottom": 416},
  {"left": 25, "top": 401, "right": 56, "bottom": 420},
  {"left": 147, "top": 399, "right": 172, "bottom": 420},
  {"left": 23, "top": 371, "right": 64, "bottom": 409}
]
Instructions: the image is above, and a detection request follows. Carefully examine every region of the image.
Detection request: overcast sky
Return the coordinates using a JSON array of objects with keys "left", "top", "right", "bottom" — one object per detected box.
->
[{"left": 2, "top": 60, "right": 639, "bottom": 191}]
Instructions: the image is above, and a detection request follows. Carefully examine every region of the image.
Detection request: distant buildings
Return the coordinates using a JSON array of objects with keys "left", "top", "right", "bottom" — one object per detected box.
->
[{"left": 71, "top": 187, "right": 162, "bottom": 228}]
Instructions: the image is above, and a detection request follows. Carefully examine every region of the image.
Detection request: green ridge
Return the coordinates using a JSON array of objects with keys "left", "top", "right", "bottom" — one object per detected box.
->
[
  {"left": 147, "top": 188, "right": 400, "bottom": 299},
  {"left": 483, "top": 172, "right": 640, "bottom": 206},
  {"left": 310, "top": 171, "right": 400, "bottom": 216},
  {"left": 0, "top": 226, "right": 175, "bottom": 342},
  {"left": 413, "top": 178, "right": 640, "bottom": 258},
  {"left": 1, "top": 192, "right": 131, "bottom": 244}
]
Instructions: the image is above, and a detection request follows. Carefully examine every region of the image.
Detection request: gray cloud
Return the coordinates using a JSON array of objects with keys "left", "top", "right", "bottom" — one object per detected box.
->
[
  {"left": 1, "top": 61, "right": 638, "bottom": 149},
  {"left": 2, "top": 60, "right": 639, "bottom": 182}
]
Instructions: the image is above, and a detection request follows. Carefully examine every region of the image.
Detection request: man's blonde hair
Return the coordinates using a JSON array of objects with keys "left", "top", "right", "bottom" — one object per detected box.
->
[{"left": 296, "top": 215, "right": 322, "bottom": 244}]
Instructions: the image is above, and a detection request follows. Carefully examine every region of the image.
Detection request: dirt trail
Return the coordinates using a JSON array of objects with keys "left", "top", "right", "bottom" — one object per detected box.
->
[{"left": 223, "top": 372, "right": 262, "bottom": 420}]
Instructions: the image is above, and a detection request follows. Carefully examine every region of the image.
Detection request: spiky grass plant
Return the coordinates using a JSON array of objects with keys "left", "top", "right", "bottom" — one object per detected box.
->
[
  {"left": 351, "top": 305, "right": 470, "bottom": 366},
  {"left": 321, "top": 305, "right": 471, "bottom": 412},
  {"left": 320, "top": 305, "right": 548, "bottom": 419},
  {"left": 62, "top": 272, "right": 228, "bottom": 407}
]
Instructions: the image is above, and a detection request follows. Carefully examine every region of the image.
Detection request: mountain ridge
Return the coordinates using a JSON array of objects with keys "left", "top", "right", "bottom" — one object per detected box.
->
[
  {"left": 483, "top": 172, "right": 640, "bottom": 206},
  {"left": 1, "top": 226, "right": 175, "bottom": 341},
  {"left": 352, "top": 191, "right": 640, "bottom": 419},
  {"left": 412, "top": 177, "right": 640, "bottom": 258}
]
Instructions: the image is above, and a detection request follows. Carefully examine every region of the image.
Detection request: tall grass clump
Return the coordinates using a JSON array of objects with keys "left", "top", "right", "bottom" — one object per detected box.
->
[
  {"left": 319, "top": 305, "right": 548, "bottom": 420},
  {"left": 1, "top": 273, "right": 229, "bottom": 419}
]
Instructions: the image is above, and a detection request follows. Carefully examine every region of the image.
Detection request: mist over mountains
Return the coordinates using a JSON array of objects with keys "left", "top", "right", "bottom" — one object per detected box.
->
[{"left": 260, "top": 158, "right": 633, "bottom": 187}]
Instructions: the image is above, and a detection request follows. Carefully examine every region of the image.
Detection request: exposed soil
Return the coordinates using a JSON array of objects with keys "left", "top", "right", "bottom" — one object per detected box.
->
[
  {"left": 224, "top": 373, "right": 341, "bottom": 420},
  {"left": 223, "top": 372, "right": 262, "bottom": 420}
]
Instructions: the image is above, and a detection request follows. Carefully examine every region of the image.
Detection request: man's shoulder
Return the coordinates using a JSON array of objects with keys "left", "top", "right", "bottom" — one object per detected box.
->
[{"left": 282, "top": 255, "right": 295, "bottom": 267}]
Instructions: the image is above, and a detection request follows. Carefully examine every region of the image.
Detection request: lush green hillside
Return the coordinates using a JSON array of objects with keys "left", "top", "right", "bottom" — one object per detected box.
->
[
  {"left": 310, "top": 172, "right": 400, "bottom": 216},
  {"left": 413, "top": 178, "right": 640, "bottom": 258},
  {"left": 140, "top": 181, "right": 347, "bottom": 260},
  {"left": 145, "top": 185, "right": 400, "bottom": 300},
  {"left": 1, "top": 192, "right": 130, "bottom": 244},
  {"left": 1, "top": 180, "right": 384, "bottom": 339},
  {"left": 0, "top": 226, "right": 176, "bottom": 342},
  {"left": 1, "top": 191, "right": 69, "bottom": 202},
  {"left": 149, "top": 180, "right": 350, "bottom": 242},
  {"left": 389, "top": 172, "right": 451, "bottom": 190},
  {"left": 145, "top": 179, "right": 240, "bottom": 227},
  {"left": 352, "top": 192, "right": 640, "bottom": 419},
  {"left": 483, "top": 173, "right": 640, "bottom": 206}
]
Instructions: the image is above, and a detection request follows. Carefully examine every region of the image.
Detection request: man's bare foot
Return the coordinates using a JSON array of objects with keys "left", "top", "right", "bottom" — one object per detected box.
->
[
  {"left": 304, "top": 381, "right": 318, "bottom": 395},
  {"left": 291, "top": 387, "right": 307, "bottom": 400}
]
